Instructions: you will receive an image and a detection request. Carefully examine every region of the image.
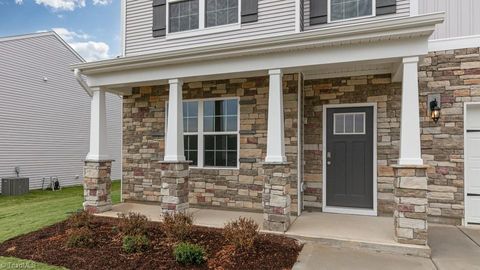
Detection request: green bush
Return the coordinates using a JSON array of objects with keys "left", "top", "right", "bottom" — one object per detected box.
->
[
  {"left": 223, "top": 217, "right": 259, "bottom": 251},
  {"left": 122, "top": 235, "right": 150, "bottom": 253},
  {"left": 66, "top": 227, "right": 95, "bottom": 248},
  {"left": 173, "top": 242, "right": 206, "bottom": 266},
  {"left": 118, "top": 212, "right": 149, "bottom": 237},
  {"left": 162, "top": 212, "right": 193, "bottom": 241}
]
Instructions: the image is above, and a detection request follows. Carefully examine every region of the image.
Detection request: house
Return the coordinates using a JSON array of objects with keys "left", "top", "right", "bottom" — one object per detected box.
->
[
  {"left": 0, "top": 32, "right": 122, "bottom": 193},
  {"left": 72, "top": 0, "right": 480, "bottom": 248}
]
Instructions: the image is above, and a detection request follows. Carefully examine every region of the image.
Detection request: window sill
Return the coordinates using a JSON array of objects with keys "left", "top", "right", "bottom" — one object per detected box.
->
[
  {"left": 327, "top": 14, "right": 376, "bottom": 24},
  {"left": 165, "top": 23, "right": 241, "bottom": 40},
  {"left": 189, "top": 166, "right": 239, "bottom": 170}
]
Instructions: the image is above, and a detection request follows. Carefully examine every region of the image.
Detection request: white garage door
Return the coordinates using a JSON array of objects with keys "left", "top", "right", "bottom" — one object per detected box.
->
[{"left": 465, "top": 103, "right": 480, "bottom": 225}]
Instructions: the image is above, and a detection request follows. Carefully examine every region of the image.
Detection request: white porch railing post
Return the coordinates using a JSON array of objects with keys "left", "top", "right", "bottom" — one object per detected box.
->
[
  {"left": 265, "top": 69, "right": 287, "bottom": 163},
  {"left": 86, "top": 87, "right": 110, "bottom": 161},
  {"left": 399, "top": 56, "right": 423, "bottom": 165},
  {"left": 164, "top": 79, "right": 186, "bottom": 162}
]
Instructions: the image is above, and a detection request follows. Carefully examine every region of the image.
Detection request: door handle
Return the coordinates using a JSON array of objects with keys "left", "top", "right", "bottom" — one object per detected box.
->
[{"left": 327, "top": 161, "right": 332, "bottom": 165}]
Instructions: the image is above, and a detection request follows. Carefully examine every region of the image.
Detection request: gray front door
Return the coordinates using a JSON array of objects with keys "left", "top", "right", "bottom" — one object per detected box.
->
[{"left": 326, "top": 106, "right": 374, "bottom": 209}]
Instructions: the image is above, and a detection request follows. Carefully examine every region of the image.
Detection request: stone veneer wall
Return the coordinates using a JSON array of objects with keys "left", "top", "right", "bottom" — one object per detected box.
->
[
  {"left": 122, "top": 75, "right": 300, "bottom": 214},
  {"left": 303, "top": 74, "right": 401, "bottom": 215},
  {"left": 419, "top": 47, "right": 480, "bottom": 225}
]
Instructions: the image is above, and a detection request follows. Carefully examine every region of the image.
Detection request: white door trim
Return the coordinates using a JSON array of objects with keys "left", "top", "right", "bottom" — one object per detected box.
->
[
  {"left": 322, "top": 102, "right": 378, "bottom": 216},
  {"left": 464, "top": 102, "right": 480, "bottom": 225}
]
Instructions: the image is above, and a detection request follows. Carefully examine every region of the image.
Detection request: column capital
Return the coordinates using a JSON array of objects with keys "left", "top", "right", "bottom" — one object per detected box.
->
[
  {"left": 268, "top": 69, "right": 283, "bottom": 76},
  {"left": 168, "top": 78, "right": 183, "bottom": 85},
  {"left": 403, "top": 56, "right": 420, "bottom": 64},
  {"left": 89, "top": 86, "right": 102, "bottom": 92}
]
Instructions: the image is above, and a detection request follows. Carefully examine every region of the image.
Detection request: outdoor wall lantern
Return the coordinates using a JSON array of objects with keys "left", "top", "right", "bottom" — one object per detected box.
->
[{"left": 429, "top": 98, "right": 441, "bottom": 123}]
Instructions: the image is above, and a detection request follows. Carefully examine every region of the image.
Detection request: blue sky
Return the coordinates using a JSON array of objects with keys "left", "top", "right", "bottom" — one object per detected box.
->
[{"left": 0, "top": 0, "right": 121, "bottom": 61}]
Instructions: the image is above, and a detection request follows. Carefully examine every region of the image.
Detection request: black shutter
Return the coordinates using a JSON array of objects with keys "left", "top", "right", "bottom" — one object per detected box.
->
[
  {"left": 153, "top": 0, "right": 166, "bottom": 37},
  {"left": 310, "top": 0, "right": 327, "bottom": 25},
  {"left": 241, "top": 0, "right": 258, "bottom": 23},
  {"left": 376, "top": 0, "right": 396, "bottom": 16}
]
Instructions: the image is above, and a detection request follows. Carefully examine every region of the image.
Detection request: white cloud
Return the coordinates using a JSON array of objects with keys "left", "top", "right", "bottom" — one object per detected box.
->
[
  {"left": 50, "top": 28, "right": 110, "bottom": 61},
  {"left": 92, "top": 0, "right": 111, "bottom": 5},
  {"left": 34, "top": 0, "right": 86, "bottom": 11},
  {"left": 52, "top": 27, "right": 90, "bottom": 41},
  {"left": 69, "top": 41, "right": 110, "bottom": 61},
  {"left": 14, "top": 0, "right": 112, "bottom": 10}
]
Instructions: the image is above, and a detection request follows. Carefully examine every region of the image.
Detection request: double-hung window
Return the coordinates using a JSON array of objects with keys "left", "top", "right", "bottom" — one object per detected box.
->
[
  {"left": 329, "top": 0, "right": 374, "bottom": 22},
  {"left": 167, "top": 0, "right": 239, "bottom": 34},
  {"left": 168, "top": 98, "right": 239, "bottom": 168}
]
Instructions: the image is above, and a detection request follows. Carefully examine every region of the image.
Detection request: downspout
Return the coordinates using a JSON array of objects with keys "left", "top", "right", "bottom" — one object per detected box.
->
[
  {"left": 74, "top": 68, "right": 93, "bottom": 97},
  {"left": 297, "top": 72, "right": 304, "bottom": 215}
]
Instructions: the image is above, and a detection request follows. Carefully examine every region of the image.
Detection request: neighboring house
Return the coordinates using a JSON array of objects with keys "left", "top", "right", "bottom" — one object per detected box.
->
[
  {"left": 0, "top": 32, "right": 121, "bottom": 193},
  {"left": 73, "top": 0, "right": 480, "bottom": 247}
]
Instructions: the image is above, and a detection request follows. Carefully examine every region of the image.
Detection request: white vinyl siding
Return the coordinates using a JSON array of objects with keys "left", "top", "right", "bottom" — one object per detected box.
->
[
  {"left": 304, "top": 0, "right": 410, "bottom": 30},
  {"left": 419, "top": 0, "right": 480, "bottom": 40},
  {"left": 125, "top": 0, "right": 296, "bottom": 56},
  {"left": 0, "top": 34, "right": 121, "bottom": 193}
]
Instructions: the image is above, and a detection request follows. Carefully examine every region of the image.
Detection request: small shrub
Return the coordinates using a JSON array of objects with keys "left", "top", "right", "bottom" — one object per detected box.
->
[
  {"left": 118, "top": 212, "right": 149, "bottom": 236},
  {"left": 162, "top": 212, "right": 193, "bottom": 241},
  {"left": 68, "top": 210, "right": 93, "bottom": 229},
  {"left": 66, "top": 227, "right": 95, "bottom": 248},
  {"left": 223, "top": 217, "right": 259, "bottom": 251},
  {"left": 122, "top": 235, "right": 150, "bottom": 253},
  {"left": 173, "top": 242, "right": 206, "bottom": 265}
]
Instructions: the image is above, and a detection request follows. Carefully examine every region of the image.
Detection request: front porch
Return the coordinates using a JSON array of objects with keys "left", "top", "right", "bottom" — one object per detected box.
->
[
  {"left": 97, "top": 202, "right": 430, "bottom": 257},
  {"left": 74, "top": 13, "right": 445, "bottom": 252}
]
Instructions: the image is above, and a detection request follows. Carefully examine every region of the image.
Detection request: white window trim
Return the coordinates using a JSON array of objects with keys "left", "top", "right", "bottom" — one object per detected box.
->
[
  {"left": 166, "top": 0, "right": 242, "bottom": 40},
  {"left": 327, "top": 0, "right": 376, "bottom": 23},
  {"left": 333, "top": 112, "right": 366, "bottom": 135},
  {"left": 166, "top": 97, "right": 240, "bottom": 169}
]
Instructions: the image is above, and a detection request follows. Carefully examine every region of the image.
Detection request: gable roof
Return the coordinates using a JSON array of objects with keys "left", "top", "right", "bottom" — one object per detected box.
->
[{"left": 0, "top": 31, "right": 85, "bottom": 63}]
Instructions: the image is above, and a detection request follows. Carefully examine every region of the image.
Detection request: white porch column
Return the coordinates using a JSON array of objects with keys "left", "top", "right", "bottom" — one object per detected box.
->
[
  {"left": 399, "top": 57, "right": 423, "bottom": 165},
  {"left": 86, "top": 88, "right": 109, "bottom": 161},
  {"left": 164, "top": 79, "right": 186, "bottom": 162},
  {"left": 265, "top": 69, "right": 287, "bottom": 163}
]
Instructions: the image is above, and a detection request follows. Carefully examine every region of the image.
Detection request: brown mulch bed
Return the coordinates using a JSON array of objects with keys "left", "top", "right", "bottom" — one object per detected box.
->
[{"left": 0, "top": 217, "right": 302, "bottom": 270}]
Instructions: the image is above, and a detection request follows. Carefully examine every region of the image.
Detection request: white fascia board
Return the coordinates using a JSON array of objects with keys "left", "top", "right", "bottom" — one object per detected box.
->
[
  {"left": 428, "top": 35, "right": 480, "bottom": 52},
  {"left": 73, "top": 12, "right": 444, "bottom": 74},
  {"left": 87, "top": 36, "right": 429, "bottom": 88}
]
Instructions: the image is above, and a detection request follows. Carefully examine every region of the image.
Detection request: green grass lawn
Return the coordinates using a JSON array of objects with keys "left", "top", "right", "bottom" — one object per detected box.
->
[{"left": 0, "top": 181, "right": 121, "bottom": 269}]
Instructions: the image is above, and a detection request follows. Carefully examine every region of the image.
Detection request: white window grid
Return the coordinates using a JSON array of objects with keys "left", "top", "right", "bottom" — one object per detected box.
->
[
  {"left": 333, "top": 112, "right": 366, "bottom": 135},
  {"left": 166, "top": 97, "right": 240, "bottom": 169},
  {"left": 166, "top": 0, "right": 241, "bottom": 36},
  {"left": 327, "top": 0, "right": 375, "bottom": 23}
]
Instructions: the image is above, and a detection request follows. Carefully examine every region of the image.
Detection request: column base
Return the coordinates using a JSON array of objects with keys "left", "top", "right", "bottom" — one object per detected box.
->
[
  {"left": 392, "top": 165, "right": 429, "bottom": 246},
  {"left": 159, "top": 161, "right": 190, "bottom": 214},
  {"left": 83, "top": 160, "right": 113, "bottom": 213},
  {"left": 262, "top": 162, "right": 291, "bottom": 232}
]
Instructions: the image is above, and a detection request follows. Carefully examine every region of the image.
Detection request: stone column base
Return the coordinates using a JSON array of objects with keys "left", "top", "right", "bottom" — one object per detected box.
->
[
  {"left": 262, "top": 163, "right": 291, "bottom": 232},
  {"left": 159, "top": 161, "right": 190, "bottom": 214},
  {"left": 83, "top": 160, "right": 113, "bottom": 213},
  {"left": 392, "top": 165, "right": 429, "bottom": 245}
]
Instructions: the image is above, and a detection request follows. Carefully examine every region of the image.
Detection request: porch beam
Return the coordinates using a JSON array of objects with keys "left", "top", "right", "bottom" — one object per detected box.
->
[
  {"left": 399, "top": 57, "right": 423, "bottom": 165},
  {"left": 265, "top": 69, "right": 287, "bottom": 163},
  {"left": 164, "top": 79, "right": 186, "bottom": 162},
  {"left": 86, "top": 87, "right": 110, "bottom": 161}
]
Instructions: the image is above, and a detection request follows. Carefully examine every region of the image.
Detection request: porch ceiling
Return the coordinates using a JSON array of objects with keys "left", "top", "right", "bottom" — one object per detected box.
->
[{"left": 72, "top": 13, "right": 444, "bottom": 91}]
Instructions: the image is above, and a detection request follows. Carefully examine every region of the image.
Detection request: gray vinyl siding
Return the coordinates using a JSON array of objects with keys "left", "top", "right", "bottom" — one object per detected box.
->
[
  {"left": 304, "top": 0, "right": 410, "bottom": 31},
  {"left": 125, "top": 0, "right": 296, "bottom": 56},
  {"left": 419, "top": 0, "right": 480, "bottom": 40},
  {"left": 0, "top": 33, "right": 121, "bottom": 193}
]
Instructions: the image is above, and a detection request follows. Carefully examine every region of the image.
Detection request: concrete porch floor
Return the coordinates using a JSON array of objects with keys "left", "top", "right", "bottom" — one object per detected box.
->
[{"left": 96, "top": 203, "right": 429, "bottom": 257}]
